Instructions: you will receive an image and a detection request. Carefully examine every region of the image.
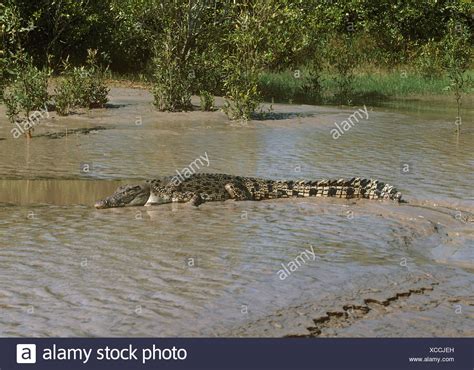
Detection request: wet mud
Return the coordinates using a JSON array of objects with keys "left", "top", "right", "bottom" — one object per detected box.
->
[{"left": 0, "top": 88, "right": 472, "bottom": 337}]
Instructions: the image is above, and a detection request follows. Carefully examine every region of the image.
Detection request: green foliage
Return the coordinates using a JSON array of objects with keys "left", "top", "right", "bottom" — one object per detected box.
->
[
  {"left": 260, "top": 68, "right": 469, "bottom": 105},
  {"left": 1, "top": 2, "right": 34, "bottom": 97},
  {"left": 2, "top": 0, "right": 472, "bottom": 76},
  {"left": 199, "top": 91, "right": 214, "bottom": 111},
  {"left": 2, "top": 90, "right": 20, "bottom": 121},
  {"left": 107, "top": 0, "right": 156, "bottom": 72},
  {"left": 152, "top": 53, "right": 193, "bottom": 112},
  {"left": 300, "top": 37, "right": 327, "bottom": 104},
  {"left": 0, "top": 57, "right": 5, "bottom": 99},
  {"left": 3, "top": 58, "right": 49, "bottom": 117},
  {"left": 259, "top": 70, "right": 302, "bottom": 103},
  {"left": 0, "top": 2, "right": 34, "bottom": 54},
  {"left": 193, "top": 46, "right": 226, "bottom": 96},
  {"left": 415, "top": 40, "right": 445, "bottom": 79},
  {"left": 54, "top": 49, "right": 110, "bottom": 115},
  {"left": 54, "top": 73, "right": 76, "bottom": 116},
  {"left": 150, "top": 1, "right": 218, "bottom": 111},
  {"left": 223, "top": 69, "right": 261, "bottom": 120},
  {"left": 327, "top": 35, "right": 361, "bottom": 105},
  {"left": 1, "top": 0, "right": 473, "bottom": 119},
  {"left": 300, "top": 68, "right": 324, "bottom": 104},
  {"left": 3, "top": 56, "right": 50, "bottom": 136},
  {"left": 351, "top": 0, "right": 471, "bottom": 66},
  {"left": 255, "top": 1, "right": 315, "bottom": 70},
  {"left": 1, "top": 0, "right": 115, "bottom": 68},
  {"left": 81, "top": 49, "right": 110, "bottom": 108},
  {"left": 222, "top": 1, "right": 279, "bottom": 120},
  {"left": 442, "top": 19, "right": 472, "bottom": 132}
]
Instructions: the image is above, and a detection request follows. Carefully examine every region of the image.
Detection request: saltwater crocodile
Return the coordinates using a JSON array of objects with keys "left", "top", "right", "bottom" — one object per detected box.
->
[{"left": 94, "top": 173, "right": 402, "bottom": 209}]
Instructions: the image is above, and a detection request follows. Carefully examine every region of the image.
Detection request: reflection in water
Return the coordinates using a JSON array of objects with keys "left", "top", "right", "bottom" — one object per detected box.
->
[
  {"left": 0, "top": 89, "right": 472, "bottom": 337},
  {"left": 0, "top": 179, "right": 124, "bottom": 206}
]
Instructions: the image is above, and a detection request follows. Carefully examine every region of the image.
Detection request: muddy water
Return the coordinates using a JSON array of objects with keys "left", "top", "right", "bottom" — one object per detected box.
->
[{"left": 0, "top": 89, "right": 472, "bottom": 337}]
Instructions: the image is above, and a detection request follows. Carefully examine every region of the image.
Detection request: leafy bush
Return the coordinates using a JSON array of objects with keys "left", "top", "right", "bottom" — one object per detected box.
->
[
  {"left": 80, "top": 49, "right": 110, "bottom": 108},
  {"left": 152, "top": 56, "right": 193, "bottom": 111},
  {"left": 415, "top": 40, "right": 444, "bottom": 79},
  {"left": 149, "top": 1, "right": 215, "bottom": 112},
  {"left": 0, "top": 2, "right": 31, "bottom": 100},
  {"left": 3, "top": 57, "right": 50, "bottom": 137},
  {"left": 54, "top": 59, "right": 78, "bottom": 115},
  {"left": 223, "top": 68, "right": 261, "bottom": 121},
  {"left": 193, "top": 46, "right": 226, "bottom": 97},
  {"left": 327, "top": 35, "right": 360, "bottom": 104},
  {"left": 54, "top": 49, "right": 109, "bottom": 115},
  {"left": 221, "top": 2, "right": 274, "bottom": 120},
  {"left": 300, "top": 53, "right": 325, "bottom": 104},
  {"left": 199, "top": 91, "right": 214, "bottom": 111},
  {"left": 1, "top": 0, "right": 472, "bottom": 81}
]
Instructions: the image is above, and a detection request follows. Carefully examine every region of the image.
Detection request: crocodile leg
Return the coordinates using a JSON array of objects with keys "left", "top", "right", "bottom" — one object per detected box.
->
[
  {"left": 147, "top": 187, "right": 198, "bottom": 206},
  {"left": 187, "top": 193, "right": 205, "bottom": 207},
  {"left": 145, "top": 193, "right": 172, "bottom": 206}
]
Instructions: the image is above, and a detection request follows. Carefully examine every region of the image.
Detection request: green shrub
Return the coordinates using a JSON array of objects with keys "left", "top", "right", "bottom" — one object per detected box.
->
[
  {"left": 223, "top": 68, "right": 261, "bottom": 121},
  {"left": 149, "top": 1, "right": 214, "bottom": 112},
  {"left": 3, "top": 57, "right": 50, "bottom": 137},
  {"left": 221, "top": 3, "right": 268, "bottom": 121},
  {"left": 300, "top": 57, "right": 325, "bottom": 104},
  {"left": 3, "top": 91, "right": 20, "bottom": 120},
  {"left": 415, "top": 40, "right": 444, "bottom": 79},
  {"left": 80, "top": 49, "right": 109, "bottom": 108},
  {"left": 54, "top": 50, "right": 109, "bottom": 115},
  {"left": 152, "top": 56, "right": 193, "bottom": 111},
  {"left": 327, "top": 35, "right": 360, "bottom": 105},
  {"left": 54, "top": 78, "right": 75, "bottom": 116},
  {"left": 0, "top": 3, "right": 23, "bottom": 99},
  {"left": 54, "top": 59, "right": 79, "bottom": 115},
  {"left": 199, "top": 91, "right": 214, "bottom": 111}
]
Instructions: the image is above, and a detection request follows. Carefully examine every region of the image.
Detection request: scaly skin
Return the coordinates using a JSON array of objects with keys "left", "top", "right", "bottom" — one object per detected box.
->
[{"left": 94, "top": 173, "right": 402, "bottom": 209}]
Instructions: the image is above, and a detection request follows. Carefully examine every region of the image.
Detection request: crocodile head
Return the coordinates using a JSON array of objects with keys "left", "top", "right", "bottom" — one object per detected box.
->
[{"left": 94, "top": 183, "right": 151, "bottom": 209}]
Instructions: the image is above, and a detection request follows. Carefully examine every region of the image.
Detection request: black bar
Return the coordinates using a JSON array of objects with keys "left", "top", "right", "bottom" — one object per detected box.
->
[{"left": 2, "top": 338, "right": 473, "bottom": 370}]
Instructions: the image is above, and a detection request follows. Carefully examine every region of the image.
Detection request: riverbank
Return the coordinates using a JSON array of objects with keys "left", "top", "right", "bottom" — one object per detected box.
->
[
  {"left": 224, "top": 201, "right": 474, "bottom": 337},
  {"left": 104, "top": 69, "right": 474, "bottom": 109},
  {"left": 227, "top": 266, "right": 473, "bottom": 337},
  {"left": 259, "top": 69, "right": 474, "bottom": 105}
]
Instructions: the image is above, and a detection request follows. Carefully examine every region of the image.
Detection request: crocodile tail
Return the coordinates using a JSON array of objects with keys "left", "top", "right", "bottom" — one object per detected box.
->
[{"left": 269, "top": 178, "right": 402, "bottom": 202}]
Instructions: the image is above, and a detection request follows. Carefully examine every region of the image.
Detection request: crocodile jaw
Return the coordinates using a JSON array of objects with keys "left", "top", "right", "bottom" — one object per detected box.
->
[
  {"left": 144, "top": 192, "right": 171, "bottom": 206},
  {"left": 95, "top": 183, "right": 150, "bottom": 209}
]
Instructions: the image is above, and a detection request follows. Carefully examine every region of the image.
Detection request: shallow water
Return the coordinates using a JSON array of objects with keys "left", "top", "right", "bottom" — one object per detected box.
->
[{"left": 0, "top": 89, "right": 472, "bottom": 336}]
